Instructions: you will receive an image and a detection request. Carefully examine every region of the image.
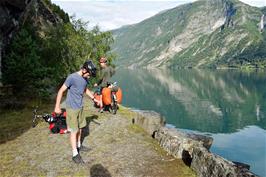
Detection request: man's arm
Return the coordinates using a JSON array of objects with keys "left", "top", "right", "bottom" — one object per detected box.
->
[
  {"left": 94, "top": 79, "right": 103, "bottom": 87},
  {"left": 85, "top": 88, "right": 95, "bottom": 99},
  {"left": 95, "top": 78, "right": 103, "bottom": 87},
  {"left": 94, "top": 70, "right": 104, "bottom": 87},
  {"left": 54, "top": 84, "right": 68, "bottom": 113},
  {"left": 86, "top": 88, "right": 101, "bottom": 104}
]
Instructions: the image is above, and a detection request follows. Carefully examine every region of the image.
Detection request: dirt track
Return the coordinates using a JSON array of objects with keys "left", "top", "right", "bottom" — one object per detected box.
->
[{"left": 0, "top": 97, "right": 196, "bottom": 177}]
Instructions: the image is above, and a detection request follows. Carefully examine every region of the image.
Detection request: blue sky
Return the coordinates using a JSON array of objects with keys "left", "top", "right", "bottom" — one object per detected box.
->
[{"left": 52, "top": 0, "right": 266, "bottom": 31}]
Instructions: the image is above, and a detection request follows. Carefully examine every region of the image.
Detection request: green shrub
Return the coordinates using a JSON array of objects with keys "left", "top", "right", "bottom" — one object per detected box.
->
[{"left": 2, "top": 17, "right": 115, "bottom": 98}]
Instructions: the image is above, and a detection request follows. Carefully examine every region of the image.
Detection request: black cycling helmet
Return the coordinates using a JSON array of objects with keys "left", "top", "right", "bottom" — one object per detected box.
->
[{"left": 82, "top": 60, "right": 97, "bottom": 77}]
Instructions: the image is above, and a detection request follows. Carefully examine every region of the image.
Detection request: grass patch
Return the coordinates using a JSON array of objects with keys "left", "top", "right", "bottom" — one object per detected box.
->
[{"left": 0, "top": 100, "right": 54, "bottom": 144}]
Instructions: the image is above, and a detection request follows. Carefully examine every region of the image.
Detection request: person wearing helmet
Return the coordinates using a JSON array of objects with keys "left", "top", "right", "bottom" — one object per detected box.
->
[
  {"left": 94, "top": 57, "right": 115, "bottom": 112},
  {"left": 54, "top": 60, "right": 98, "bottom": 164}
]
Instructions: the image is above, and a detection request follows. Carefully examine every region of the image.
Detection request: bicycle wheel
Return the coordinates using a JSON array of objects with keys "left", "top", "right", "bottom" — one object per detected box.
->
[
  {"left": 32, "top": 117, "right": 38, "bottom": 127},
  {"left": 112, "top": 101, "right": 118, "bottom": 115},
  {"left": 111, "top": 93, "right": 118, "bottom": 114}
]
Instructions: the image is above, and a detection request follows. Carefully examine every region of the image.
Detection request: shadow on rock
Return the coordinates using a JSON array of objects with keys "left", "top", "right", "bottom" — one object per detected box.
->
[
  {"left": 182, "top": 150, "right": 192, "bottom": 167},
  {"left": 90, "top": 164, "right": 112, "bottom": 177},
  {"left": 81, "top": 114, "right": 99, "bottom": 144}
]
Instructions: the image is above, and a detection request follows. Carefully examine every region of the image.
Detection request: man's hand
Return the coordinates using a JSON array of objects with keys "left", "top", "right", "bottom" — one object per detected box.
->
[
  {"left": 54, "top": 107, "right": 62, "bottom": 114},
  {"left": 54, "top": 84, "right": 67, "bottom": 115},
  {"left": 93, "top": 99, "right": 100, "bottom": 104},
  {"left": 94, "top": 83, "right": 98, "bottom": 87}
]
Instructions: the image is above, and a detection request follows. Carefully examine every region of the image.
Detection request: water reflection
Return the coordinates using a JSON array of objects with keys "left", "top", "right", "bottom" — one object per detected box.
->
[
  {"left": 211, "top": 126, "right": 266, "bottom": 177},
  {"left": 112, "top": 68, "right": 266, "bottom": 133},
  {"left": 112, "top": 68, "right": 266, "bottom": 176}
]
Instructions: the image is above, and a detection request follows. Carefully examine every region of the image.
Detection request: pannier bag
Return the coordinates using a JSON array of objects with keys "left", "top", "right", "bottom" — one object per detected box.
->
[
  {"left": 102, "top": 87, "right": 123, "bottom": 105},
  {"left": 43, "top": 110, "right": 67, "bottom": 134}
]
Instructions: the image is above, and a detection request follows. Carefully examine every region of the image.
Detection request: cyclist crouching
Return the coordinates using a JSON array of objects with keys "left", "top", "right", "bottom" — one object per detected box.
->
[{"left": 94, "top": 57, "right": 116, "bottom": 113}]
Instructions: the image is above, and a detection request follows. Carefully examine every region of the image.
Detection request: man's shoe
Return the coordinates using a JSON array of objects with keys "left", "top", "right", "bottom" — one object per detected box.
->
[
  {"left": 77, "top": 145, "right": 91, "bottom": 153},
  {"left": 98, "top": 108, "right": 103, "bottom": 113},
  {"left": 72, "top": 154, "right": 84, "bottom": 164}
]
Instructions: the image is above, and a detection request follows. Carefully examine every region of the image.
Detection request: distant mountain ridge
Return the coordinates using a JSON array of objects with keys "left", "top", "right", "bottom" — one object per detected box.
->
[{"left": 112, "top": 0, "right": 266, "bottom": 69}]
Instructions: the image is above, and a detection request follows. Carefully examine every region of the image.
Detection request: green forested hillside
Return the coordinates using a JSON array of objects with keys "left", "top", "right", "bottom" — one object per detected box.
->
[
  {"left": 112, "top": 0, "right": 266, "bottom": 69},
  {"left": 2, "top": 0, "right": 114, "bottom": 97}
]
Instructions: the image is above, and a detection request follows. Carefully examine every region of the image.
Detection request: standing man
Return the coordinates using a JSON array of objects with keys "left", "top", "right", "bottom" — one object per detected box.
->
[
  {"left": 54, "top": 60, "right": 97, "bottom": 164},
  {"left": 94, "top": 57, "right": 115, "bottom": 112}
]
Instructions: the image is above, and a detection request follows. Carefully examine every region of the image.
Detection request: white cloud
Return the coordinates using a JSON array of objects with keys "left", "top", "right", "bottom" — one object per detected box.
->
[
  {"left": 52, "top": 0, "right": 266, "bottom": 31},
  {"left": 52, "top": 0, "right": 266, "bottom": 4},
  {"left": 52, "top": 1, "right": 191, "bottom": 30},
  {"left": 53, "top": 0, "right": 193, "bottom": 1},
  {"left": 239, "top": 0, "right": 266, "bottom": 7}
]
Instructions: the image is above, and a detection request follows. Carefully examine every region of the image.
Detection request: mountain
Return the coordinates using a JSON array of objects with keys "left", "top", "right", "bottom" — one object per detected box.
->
[{"left": 112, "top": 0, "right": 266, "bottom": 69}]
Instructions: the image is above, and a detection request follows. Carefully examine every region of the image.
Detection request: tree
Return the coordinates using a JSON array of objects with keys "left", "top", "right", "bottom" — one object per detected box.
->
[
  {"left": 2, "top": 15, "right": 115, "bottom": 97},
  {"left": 2, "top": 27, "right": 51, "bottom": 97}
]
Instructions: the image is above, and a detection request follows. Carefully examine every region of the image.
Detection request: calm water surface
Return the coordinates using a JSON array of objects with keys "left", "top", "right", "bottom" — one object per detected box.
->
[{"left": 112, "top": 68, "right": 266, "bottom": 177}]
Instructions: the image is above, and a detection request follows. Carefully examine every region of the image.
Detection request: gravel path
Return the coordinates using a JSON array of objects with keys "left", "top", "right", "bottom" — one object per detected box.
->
[{"left": 0, "top": 98, "right": 196, "bottom": 177}]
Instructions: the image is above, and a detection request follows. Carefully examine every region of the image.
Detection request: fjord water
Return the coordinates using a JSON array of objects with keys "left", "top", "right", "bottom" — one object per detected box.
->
[{"left": 112, "top": 68, "right": 266, "bottom": 177}]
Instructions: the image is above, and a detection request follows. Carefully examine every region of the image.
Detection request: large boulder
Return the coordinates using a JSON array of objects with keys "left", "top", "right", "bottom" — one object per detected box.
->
[
  {"left": 132, "top": 110, "right": 166, "bottom": 136},
  {"left": 132, "top": 109, "right": 258, "bottom": 177},
  {"left": 191, "top": 146, "right": 257, "bottom": 177}
]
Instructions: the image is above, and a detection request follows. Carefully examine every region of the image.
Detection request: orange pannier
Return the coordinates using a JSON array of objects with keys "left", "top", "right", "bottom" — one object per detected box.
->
[
  {"left": 102, "top": 87, "right": 123, "bottom": 105},
  {"left": 102, "top": 88, "right": 112, "bottom": 105}
]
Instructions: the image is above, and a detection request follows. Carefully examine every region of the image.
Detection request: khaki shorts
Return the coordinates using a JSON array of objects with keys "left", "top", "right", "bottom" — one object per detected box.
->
[{"left": 66, "top": 107, "right": 86, "bottom": 132}]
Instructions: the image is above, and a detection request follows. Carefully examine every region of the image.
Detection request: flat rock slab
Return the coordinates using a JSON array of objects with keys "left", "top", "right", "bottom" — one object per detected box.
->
[{"left": 0, "top": 98, "right": 196, "bottom": 177}]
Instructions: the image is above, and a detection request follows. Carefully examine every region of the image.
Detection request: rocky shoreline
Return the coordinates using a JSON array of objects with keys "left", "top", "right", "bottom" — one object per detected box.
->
[{"left": 132, "top": 110, "right": 258, "bottom": 177}]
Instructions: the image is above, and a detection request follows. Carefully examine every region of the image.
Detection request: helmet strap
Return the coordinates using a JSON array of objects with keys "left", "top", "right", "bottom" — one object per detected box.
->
[{"left": 81, "top": 69, "right": 88, "bottom": 77}]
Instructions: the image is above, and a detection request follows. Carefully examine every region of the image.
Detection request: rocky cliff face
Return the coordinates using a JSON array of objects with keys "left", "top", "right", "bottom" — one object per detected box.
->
[
  {"left": 0, "top": 0, "right": 61, "bottom": 85},
  {"left": 112, "top": 0, "right": 266, "bottom": 68},
  {"left": 260, "top": 14, "right": 265, "bottom": 32}
]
